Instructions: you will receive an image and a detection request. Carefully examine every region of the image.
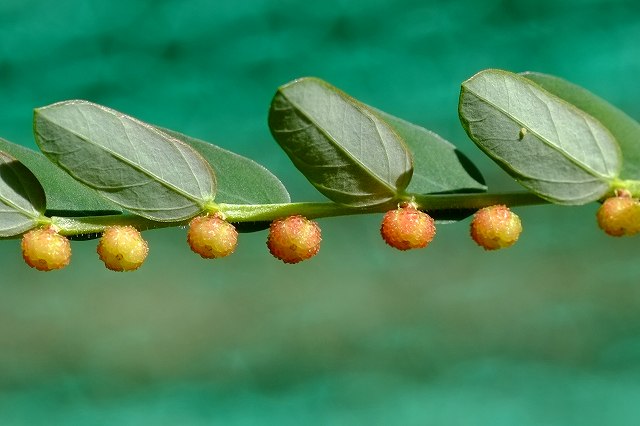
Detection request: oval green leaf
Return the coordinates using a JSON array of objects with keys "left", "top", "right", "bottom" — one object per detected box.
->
[
  {"left": 521, "top": 71, "right": 640, "bottom": 181},
  {"left": 269, "top": 77, "right": 413, "bottom": 206},
  {"left": 372, "top": 109, "right": 486, "bottom": 194},
  {"left": 459, "top": 69, "right": 621, "bottom": 205},
  {"left": 0, "top": 138, "right": 121, "bottom": 216},
  {"left": 160, "top": 129, "right": 290, "bottom": 204},
  {"left": 0, "top": 151, "right": 46, "bottom": 237},
  {"left": 34, "top": 100, "right": 216, "bottom": 221}
]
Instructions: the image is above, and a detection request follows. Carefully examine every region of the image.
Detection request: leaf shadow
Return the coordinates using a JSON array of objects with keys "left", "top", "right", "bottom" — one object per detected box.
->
[
  {"left": 0, "top": 157, "right": 46, "bottom": 211},
  {"left": 427, "top": 207, "right": 476, "bottom": 222},
  {"left": 418, "top": 150, "right": 487, "bottom": 195},
  {"left": 455, "top": 149, "right": 486, "bottom": 187}
]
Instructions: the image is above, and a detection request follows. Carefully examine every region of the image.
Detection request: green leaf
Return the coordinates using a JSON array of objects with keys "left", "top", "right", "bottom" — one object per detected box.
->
[
  {"left": 161, "top": 129, "right": 290, "bottom": 204},
  {"left": 269, "top": 77, "right": 413, "bottom": 206},
  {"left": 0, "top": 138, "right": 121, "bottom": 215},
  {"left": 34, "top": 100, "right": 217, "bottom": 221},
  {"left": 459, "top": 69, "right": 621, "bottom": 205},
  {"left": 372, "top": 110, "right": 486, "bottom": 194},
  {"left": 0, "top": 151, "right": 46, "bottom": 237},
  {"left": 521, "top": 71, "right": 640, "bottom": 181}
]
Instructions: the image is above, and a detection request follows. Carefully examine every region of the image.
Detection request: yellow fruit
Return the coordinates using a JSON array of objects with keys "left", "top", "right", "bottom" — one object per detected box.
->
[
  {"left": 596, "top": 196, "right": 640, "bottom": 237},
  {"left": 267, "top": 215, "right": 321, "bottom": 264},
  {"left": 380, "top": 205, "right": 436, "bottom": 250},
  {"left": 470, "top": 205, "right": 522, "bottom": 250},
  {"left": 187, "top": 215, "right": 238, "bottom": 259},
  {"left": 21, "top": 227, "right": 71, "bottom": 271},
  {"left": 97, "top": 226, "right": 148, "bottom": 271}
]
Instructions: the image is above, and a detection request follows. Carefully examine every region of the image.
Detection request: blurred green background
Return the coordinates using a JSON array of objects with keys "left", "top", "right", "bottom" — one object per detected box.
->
[{"left": 1, "top": 0, "right": 640, "bottom": 424}]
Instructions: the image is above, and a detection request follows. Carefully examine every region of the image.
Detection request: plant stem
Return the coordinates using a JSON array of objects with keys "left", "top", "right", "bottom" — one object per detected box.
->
[
  {"left": 412, "top": 191, "right": 547, "bottom": 210},
  {"left": 48, "top": 191, "right": 548, "bottom": 237},
  {"left": 610, "top": 178, "right": 640, "bottom": 197},
  {"left": 216, "top": 191, "right": 547, "bottom": 222},
  {"left": 51, "top": 215, "right": 188, "bottom": 237},
  {"left": 214, "top": 201, "right": 389, "bottom": 221}
]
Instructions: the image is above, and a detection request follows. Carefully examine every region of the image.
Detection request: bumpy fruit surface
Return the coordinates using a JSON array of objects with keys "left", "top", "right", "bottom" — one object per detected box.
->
[
  {"left": 97, "top": 226, "right": 149, "bottom": 271},
  {"left": 596, "top": 196, "right": 640, "bottom": 236},
  {"left": 187, "top": 215, "right": 238, "bottom": 259},
  {"left": 380, "top": 205, "right": 436, "bottom": 250},
  {"left": 21, "top": 227, "right": 71, "bottom": 271},
  {"left": 470, "top": 205, "right": 522, "bottom": 250},
  {"left": 267, "top": 215, "right": 321, "bottom": 264}
]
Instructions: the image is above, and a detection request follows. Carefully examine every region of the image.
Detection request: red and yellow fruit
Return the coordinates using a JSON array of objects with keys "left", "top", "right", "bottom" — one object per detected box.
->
[
  {"left": 596, "top": 195, "right": 640, "bottom": 237},
  {"left": 97, "top": 226, "right": 148, "bottom": 271},
  {"left": 187, "top": 215, "right": 238, "bottom": 259},
  {"left": 267, "top": 215, "right": 321, "bottom": 264},
  {"left": 380, "top": 204, "right": 436, "bottom": 250},
  {"left": 470, "top": 205, "right": 522, "bottom": 250},
  {"left": 21, "top": 227, "right": 71, "bottom": 271}
]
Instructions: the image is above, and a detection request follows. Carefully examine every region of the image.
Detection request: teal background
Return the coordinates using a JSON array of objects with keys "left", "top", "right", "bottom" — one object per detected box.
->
[{"left": 1, "top": 0, "right": 640, "bottom": 424}]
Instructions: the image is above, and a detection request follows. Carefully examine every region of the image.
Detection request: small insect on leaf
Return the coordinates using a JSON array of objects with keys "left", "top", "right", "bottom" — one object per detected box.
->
[
  {"left": 459, "top": 69, "right": 621, "bottom": 205},
  {"left": 518, "top": 128, "right": 527, "bottom": 141}
]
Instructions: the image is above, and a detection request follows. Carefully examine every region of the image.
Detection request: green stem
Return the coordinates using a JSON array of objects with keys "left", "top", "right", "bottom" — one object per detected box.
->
[
  {"left": 214, "top": 201, "right": 391, "bottom": 221},
  {"left": 49, "top": 191, "right": 548, "bottom": 237},
  {"left": 610, "top": 178, "right": 640, "bottom": 198},
  {"left": 51, "top": 215, "right": 187, "bottom": 237},
  {"left": 412, "top": 191, "right": 547, "bottom": 210},
  {"left": 216, "top": 191, "right": 547, "bottom": 222}
]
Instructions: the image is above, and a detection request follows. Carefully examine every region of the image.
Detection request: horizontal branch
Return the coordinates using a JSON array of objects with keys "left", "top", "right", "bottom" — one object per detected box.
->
[{"left": 45, "top": 191, "right": 549, "bottom": 237}]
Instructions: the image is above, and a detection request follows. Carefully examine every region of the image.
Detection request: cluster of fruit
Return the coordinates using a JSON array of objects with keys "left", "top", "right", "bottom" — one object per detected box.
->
[{"left": 19, "top": 193, "right": 639, "bottom": 272}]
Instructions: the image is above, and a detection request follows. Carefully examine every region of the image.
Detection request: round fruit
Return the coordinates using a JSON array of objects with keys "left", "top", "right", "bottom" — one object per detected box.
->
[
  {"left": 97, "top": 226, "right": 149, "bottom": 271},
  {"left": 596, "top": 196, "right": 640, "bottom": 237},
  {"left": 266, "top": 215, "right": 321, "bottom": 264},
  {"left": 470, "top": 205, "right": 522, "bottom": 250},
  {"left": 21, "top": 227, "right": 71, "bottom": 271},
  {"left": 187, "top": 215, "right": 238, "bottom": 259},
  {"left": 380, "top": 205, "right": 436, "bottom": 250}
]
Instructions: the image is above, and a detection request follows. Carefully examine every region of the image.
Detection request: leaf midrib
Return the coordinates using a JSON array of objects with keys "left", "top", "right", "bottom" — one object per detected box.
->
[
  {"left": 464, "top": 85, "right": 614, "bottom": 181},
  {"left": 0, "top": 160, "right": 42, "bottom": 220},
  {"left": 37, "top": 113, "right": 206, "bottom": 208},
  {"left": 0, "top": 196, "right": 40, "bottom": 220},
  {"left": 278, "top": 91, "right": 398, "bottom": 196}
]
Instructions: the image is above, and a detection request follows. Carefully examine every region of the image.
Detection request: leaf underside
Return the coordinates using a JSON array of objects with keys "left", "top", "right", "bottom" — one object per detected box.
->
[
  {"left": 459, "top": 69, "right": 621, "bottom": 205},
  {"left": 269, "top": 77, "right": 413, "bottom": 207},
  {"left": 161, "top": 129, "right": 290, "bottom": 205},
  {"left": 0, "top": 138, "right": 121, "bottom": 216},
  {"left": 521, "top": 71, "right": 640, "bottom": 181},
  {"left": 34, "top": 100, "right": 217, "bottom": 222},
  {"left": 0, "top": 151, "right": 46, "bottom": 237}
]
